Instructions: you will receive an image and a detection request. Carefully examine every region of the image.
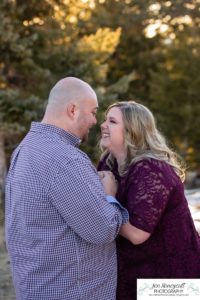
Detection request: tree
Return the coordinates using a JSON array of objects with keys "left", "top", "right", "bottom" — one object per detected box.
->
[
  {"left": 89, "top": 0, "right": 200, "bottom": 166},
  {"left": 1, "top": 0, "right": 200, "bottom": 173},
  {"left": 149, "top": 27, "right": 200, "bottom": 167},
  {"left": 0, "top": 0, "right": 134, "bottom": 183}
]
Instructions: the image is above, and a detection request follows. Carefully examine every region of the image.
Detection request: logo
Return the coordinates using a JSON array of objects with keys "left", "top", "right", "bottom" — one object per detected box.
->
[{"left": 137, "top": 279, "right": 200, "bottom": 299}]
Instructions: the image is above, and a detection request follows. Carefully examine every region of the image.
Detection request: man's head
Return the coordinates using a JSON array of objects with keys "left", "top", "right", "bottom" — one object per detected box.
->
[{"left": 42, "top": 77, "right": 98, "bottom": 142}]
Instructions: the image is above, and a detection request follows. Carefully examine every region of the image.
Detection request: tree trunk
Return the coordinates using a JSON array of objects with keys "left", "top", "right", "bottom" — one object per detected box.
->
[{"left": 0, "top": 132, "right": 7, "bottom": 223}]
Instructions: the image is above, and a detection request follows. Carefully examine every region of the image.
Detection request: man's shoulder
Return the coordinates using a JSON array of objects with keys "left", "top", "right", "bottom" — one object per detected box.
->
[
  {"left": 11, "top": 133, "right": 89, "bottom": 174},
  {"left": 42, "top": 142, "right": 88, "bottom": 166}
]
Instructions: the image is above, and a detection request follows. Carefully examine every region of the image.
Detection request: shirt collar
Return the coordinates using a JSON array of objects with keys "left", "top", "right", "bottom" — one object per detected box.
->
[{"left": 30, "top": 122, "right": 81, "bottom": 147}]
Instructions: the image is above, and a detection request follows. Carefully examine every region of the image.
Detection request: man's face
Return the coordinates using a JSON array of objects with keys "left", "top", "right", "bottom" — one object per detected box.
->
[{"left": 77, "top": 97, "right": 98, "bottom": 142}]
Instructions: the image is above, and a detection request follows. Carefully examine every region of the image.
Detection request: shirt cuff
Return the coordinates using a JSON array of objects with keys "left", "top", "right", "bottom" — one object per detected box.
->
[{"left": 106, "top": 195, "right": 129, "bottom": 224}]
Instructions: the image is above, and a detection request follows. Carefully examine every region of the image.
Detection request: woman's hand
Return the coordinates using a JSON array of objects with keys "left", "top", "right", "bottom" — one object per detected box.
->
[{"left": 98, "top": 171, "right": 118, "bottom": 196}]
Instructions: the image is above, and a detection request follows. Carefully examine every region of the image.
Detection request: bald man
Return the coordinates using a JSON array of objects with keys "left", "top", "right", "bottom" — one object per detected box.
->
[{"left": 5, "top": 77, "right": 128, "bottom": 300}]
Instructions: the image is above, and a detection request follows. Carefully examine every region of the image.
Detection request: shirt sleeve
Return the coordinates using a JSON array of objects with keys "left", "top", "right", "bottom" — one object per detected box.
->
[
  {"left": 49, "top": 157, "right": 128, "bottom": 244},
  {"left": 126, "top": 160, "right": 171, "bottom": 233},
  {"left": 106, "top": 195, "right": 129, "bottom": 223}
]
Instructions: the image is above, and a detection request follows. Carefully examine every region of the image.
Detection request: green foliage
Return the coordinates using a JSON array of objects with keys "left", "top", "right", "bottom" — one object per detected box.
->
[
  {"left": 0, "top": 0, "right": 55, "bottom": 94},
  {"left": 149, "top": 28, "right": 200, "bottom": 167},
  {"left": 0, "top": 89, "right": 44, "bottom": 146},
  {"left": 91, "top": 0, "right": 200, "bottom": 167},
  {"left": 0, "top": 0, "right": 200, "bottom": 168}
]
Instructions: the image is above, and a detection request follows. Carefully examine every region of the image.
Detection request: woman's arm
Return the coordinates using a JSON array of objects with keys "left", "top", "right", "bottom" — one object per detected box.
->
[
  {"left": 119, "top": 222, "right": 151, "bottom": 245},
  {"left": 98, "top": 170, "right": 151, "bottom": 245}
]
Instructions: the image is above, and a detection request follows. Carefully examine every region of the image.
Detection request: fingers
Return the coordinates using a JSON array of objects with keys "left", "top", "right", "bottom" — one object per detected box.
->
[
  {"left": 98, "top": 171, "right": 105, "bottom": 179},
  {"left": 100, "top": 172, "right": 118, "bottom": 196},
  {"left": 105, "top": 171, "right": 116, "bottom": 181},
  {"left": 98, "top": 171, "right": 117, "bottom": 185},
  {"left": 101, "top": 171, "right": 117, "bottom": 183}
]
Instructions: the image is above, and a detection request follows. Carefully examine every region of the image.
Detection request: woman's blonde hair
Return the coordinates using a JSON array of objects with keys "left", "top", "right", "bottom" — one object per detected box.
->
[{"left": 101, "top": 101, "right": 185, "bottom": 181}]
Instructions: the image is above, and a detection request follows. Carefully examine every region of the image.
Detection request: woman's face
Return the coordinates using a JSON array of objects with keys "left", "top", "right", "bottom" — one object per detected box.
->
[{"left": 100, "top": 107, "right": 125, "bottom": 155}]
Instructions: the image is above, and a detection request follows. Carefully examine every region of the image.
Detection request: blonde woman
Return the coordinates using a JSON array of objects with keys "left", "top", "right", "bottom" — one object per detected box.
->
[{"left": 98, "top": 101, "right": 200, "bottom": 300}]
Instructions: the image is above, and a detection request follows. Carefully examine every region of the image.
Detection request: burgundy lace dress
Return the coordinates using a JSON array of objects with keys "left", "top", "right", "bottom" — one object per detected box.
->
[{"left": 98, "top": 157, "right": 200, "bottom": 300}]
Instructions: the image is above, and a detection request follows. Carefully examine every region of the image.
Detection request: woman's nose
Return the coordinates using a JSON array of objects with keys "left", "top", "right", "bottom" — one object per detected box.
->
[{"left": 101, "top": 121, "right": 107, "bottom": 129}]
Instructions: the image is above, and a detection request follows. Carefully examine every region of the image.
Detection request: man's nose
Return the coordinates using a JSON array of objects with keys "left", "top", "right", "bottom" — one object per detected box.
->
[
  {"left": 91, "top": 116, "right": 97, "bottom": 126},
  {"left": 93, "top": 116, "right": 97, "bottom": 125}
]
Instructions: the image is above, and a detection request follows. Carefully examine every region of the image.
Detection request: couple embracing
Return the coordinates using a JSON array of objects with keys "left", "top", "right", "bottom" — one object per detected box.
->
[{"left": 5, "top": 77, "right": 200, "bottom": 300}]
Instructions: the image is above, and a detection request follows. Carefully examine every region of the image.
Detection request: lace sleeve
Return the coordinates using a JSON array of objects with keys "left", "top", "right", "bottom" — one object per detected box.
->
[{"left": 126, "top": 160, "right": 172, "bottom": 233}]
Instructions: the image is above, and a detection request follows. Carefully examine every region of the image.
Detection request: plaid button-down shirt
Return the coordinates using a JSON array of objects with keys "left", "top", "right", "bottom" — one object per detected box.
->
[{"left": 5, "top": 122, "right": 128, "bottom": 300}]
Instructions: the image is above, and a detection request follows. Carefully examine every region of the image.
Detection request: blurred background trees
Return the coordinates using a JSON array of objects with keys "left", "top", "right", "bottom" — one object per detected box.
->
[{"left": 1, "top": 0, "right": 200, "bottom": 205}]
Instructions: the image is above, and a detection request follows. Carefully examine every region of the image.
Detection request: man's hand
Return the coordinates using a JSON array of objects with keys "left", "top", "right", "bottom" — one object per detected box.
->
[{"left": 98, "top": 171, "right": 118, "bottom": 196}]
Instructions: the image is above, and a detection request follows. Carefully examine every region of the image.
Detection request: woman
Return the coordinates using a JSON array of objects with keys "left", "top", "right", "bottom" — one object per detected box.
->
[{"left": 98, "top": 101, "right": 200, "bottom": 300}]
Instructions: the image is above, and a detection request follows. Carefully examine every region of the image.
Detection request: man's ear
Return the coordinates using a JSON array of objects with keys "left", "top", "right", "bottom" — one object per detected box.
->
[{"left": 66, "top": 103, "right": 79, "bottom": 120}]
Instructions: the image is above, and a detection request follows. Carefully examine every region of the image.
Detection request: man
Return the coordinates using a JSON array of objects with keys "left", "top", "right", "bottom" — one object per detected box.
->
[{"left": 5, "top": 77, "right": 128, "bottom": 300}]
